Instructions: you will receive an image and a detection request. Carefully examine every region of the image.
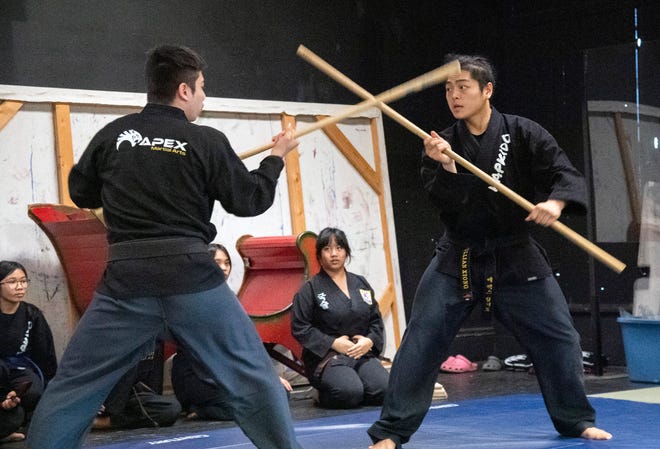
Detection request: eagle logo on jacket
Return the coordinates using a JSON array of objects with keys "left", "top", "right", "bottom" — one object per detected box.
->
[{"left": 116, "top": 129, "right": 143, "bottom": 150}]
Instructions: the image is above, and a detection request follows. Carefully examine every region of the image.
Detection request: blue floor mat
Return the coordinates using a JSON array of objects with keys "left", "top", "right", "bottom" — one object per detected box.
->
[{"left": 91, "top": 394, "right": 660, "bottom": 449}]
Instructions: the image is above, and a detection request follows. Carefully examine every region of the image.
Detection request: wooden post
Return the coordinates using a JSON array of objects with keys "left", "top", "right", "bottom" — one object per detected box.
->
[
  {"left": 318, "top": 119, "right": 382, "bottom": 194},
  {"left": 371, "top": 118, "right": 401, "bottom": 344},
  {"left": 53, "top": 103, "right": 75, "bottom": 206},
  {"left": 282, "top": 114, "right": 306, "bottom": 235},
  {"left": 314, "top": 114, "right": 402, "bottom": 344}
]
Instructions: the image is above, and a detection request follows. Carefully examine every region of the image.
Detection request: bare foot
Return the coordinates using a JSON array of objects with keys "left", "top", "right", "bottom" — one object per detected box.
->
[
  {"left": 0, "top": 432, "right": 26, "bottom": 442},
  {"left": 92, "top": 416, "right": 112, "bottom": 430},
  {"left": 581, "top": 426, "right": 612, "bottom": 440},
  {"left": 369, "top": 438, "right": 396, "bottom": 449}
]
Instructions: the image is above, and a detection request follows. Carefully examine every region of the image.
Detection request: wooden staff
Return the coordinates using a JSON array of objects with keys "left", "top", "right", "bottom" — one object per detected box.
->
[
  {"left": 297, "top": 44, "right": 626, "bottom": 274},
  {"left": 238, "top": 59, "right": 461, "bottom": 160}
]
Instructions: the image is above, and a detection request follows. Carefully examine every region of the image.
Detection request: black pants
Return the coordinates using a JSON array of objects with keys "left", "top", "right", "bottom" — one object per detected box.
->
[
  {"left": 369, "top": 262, "right": 596, "bottom": 447},
  {"left": 108, "top": 387, "right": 181, "bottom": 429},
  {"left": 103, "top": 342, "right": 181, "bottom": 429},
  {"left": 0, "top": 365, "right": 43, "bottom": 439},
  {"left": 171, "top": 349, "right": 233, "bottom": 420},
  {"left": 0, "top": 404, "right": 25, "bottom": 440},
  {"left": 313, "top": 354, "right": 389, "bottom": 409}
]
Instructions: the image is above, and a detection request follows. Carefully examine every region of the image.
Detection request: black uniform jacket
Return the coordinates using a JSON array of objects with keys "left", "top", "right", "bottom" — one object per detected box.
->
[
  {"left": 421, "top": 107, "right": 587, "bottom": 289},
  {"left": 0, "top": 301, "right": 57, "bottom": 383},
  {"left": 291, "top": 270, "right": 384, "bottom": 375},
  {"left": 68, "top": 103, "right": 285, "bottom": 298}
]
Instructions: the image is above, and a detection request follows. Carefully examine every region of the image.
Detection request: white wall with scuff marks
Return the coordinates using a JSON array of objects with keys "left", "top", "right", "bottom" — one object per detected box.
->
[
  {"left": 1, "top": 102, "right": 71, "bottom": 356},
  {"left": 0, "top": 85, "right": 406, "bottom": 361}
]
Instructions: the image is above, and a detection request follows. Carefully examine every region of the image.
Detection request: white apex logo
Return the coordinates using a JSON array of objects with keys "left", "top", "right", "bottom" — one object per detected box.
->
[{"left": 116, "top": 129, "right": 189, "bottom": 152}]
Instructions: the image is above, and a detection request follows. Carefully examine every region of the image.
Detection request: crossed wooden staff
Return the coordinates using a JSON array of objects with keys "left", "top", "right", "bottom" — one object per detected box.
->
[
  {"left": 238, "top": 58, "right": 461, "bottom": 160},
  {"left": 240, "top": 45, "right": 626, "bottom": 274}
]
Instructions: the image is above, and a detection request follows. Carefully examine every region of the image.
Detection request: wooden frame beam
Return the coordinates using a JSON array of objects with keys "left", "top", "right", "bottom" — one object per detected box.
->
[
  {"left": 371, "top": 118, "right": 401, "bottom": 344},
  {"left": 0, "top": 100, "right": 23, "bottom": 132},
  {"left": 317, "top": 118, "right": 382, "bottom": 195},
  {"left": 283, "top": 113, "right": 306, "bottom": 235},
  {"left": 313, "top": 114, "right": 401, "bottom": 344},
  {"left": 53, "top": 103, "right": 75, "bottom": 206}
]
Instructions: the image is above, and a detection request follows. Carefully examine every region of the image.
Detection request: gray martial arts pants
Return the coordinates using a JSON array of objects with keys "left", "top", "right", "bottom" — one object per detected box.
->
[{"left": 26, "top": 282, "right": 303, "bottom": 449}]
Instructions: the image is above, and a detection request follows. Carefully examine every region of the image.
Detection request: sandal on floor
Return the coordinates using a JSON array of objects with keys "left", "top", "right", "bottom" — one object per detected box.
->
[
  {"left": 482, "top": 355, "right": 503, "bottom": 371},
  {"left": 440, "top": 354, "right": 477, "bottom": 373}
]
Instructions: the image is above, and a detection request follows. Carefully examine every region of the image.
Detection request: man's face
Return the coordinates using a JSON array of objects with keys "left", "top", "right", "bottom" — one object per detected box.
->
[
  {"left": 185, "top": 72, "right": 206, "bottom": 121},
  {"left": 444, "top": 70, "right": 492, "bottom": 120}
]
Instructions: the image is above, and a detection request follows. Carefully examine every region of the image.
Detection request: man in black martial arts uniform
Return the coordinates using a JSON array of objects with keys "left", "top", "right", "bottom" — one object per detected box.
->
[
  {"left": 368, "top": 54, "right": 612, "bottom": 449},
  {"left": 26, "top": 44, "right": 304, "bottom": 449}
]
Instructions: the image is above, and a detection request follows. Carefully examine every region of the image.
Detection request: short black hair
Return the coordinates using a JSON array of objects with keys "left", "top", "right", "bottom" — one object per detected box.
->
[
  {"left": 145, "top": 45, "right": 207, "bottom": 104},
  {"left": 444, "top": 53, "right": 496, "bottom": 90},
  {"left": 315, "top": 227, "right": 352, "bottom": 261}
]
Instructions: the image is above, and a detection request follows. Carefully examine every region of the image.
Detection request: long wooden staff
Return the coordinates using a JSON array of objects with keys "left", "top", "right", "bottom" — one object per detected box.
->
[
  {"left": 238, "top": 59, "right": 461, "bottom": 160},
  {"left": 297, "top": 45, "right": 626, "bottom": 274}
]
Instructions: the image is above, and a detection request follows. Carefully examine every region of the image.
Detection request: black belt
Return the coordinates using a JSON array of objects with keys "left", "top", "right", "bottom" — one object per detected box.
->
[
  {"left": 108, "top": 237, "right": 209, "bottom": 261},
  {"left": 449, "top": 233, "right": 530, "bottom": 316},
  {"left": 460, "top": 247, "right": 494, "bottom": 315}
]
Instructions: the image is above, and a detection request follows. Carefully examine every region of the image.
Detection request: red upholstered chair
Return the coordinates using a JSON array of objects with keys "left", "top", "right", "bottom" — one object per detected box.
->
[
  {"left": 28, "top": 203, "right": 108, "bottom": 316},
  {"left": 236, "top": 231, "right": 319, "bottom": 376}
]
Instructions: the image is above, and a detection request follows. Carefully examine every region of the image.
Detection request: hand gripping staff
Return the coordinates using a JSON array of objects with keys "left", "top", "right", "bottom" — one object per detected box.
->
[
  {"left": 237, "top": 58, "right": 461, "bottom": 160},
  {"left": 296, "top": 44, "right": 625, "bottom": 274}
]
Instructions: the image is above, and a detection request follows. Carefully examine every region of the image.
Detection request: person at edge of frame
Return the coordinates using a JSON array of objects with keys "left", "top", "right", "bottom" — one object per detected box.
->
[
  {"left": 367, "top": 53, "right": 612, "bottom": 449},
  {"left": 1, "top": 261, "right": 57, "bottom": 444}
]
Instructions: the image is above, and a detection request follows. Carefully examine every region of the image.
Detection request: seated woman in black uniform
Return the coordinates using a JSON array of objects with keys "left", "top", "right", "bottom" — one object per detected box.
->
[
  {"left": 1, "top": 261, "right": 57, "bottom": 443},
  {"left": 291, "top": 227, "right": 389, "bottom": 409}
]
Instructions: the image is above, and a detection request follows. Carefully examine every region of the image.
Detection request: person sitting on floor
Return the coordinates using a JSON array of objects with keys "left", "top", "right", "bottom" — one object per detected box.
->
[
  {"left": 1, "top": 261, "right": 57, "bottom": 443},
  {"left": 93, "top": 341, "right": 180, "bottom": 430},
  {"left": 171, "top": 243, "right": 292, "bottom": 420},
  {"left": 291, "top": 227, "right": 389, "bottom": 409}
]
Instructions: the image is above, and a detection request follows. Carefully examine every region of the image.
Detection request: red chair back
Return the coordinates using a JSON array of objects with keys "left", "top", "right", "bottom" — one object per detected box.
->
[
  {"left": 236, "top": 231, "right": 318, "bottom": 374},
  {"left": 28, "top": 203, "right": 317, "bottom": 377},
  {"left": 28, "top": 203, "right": 108, "bottom": 316}
]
